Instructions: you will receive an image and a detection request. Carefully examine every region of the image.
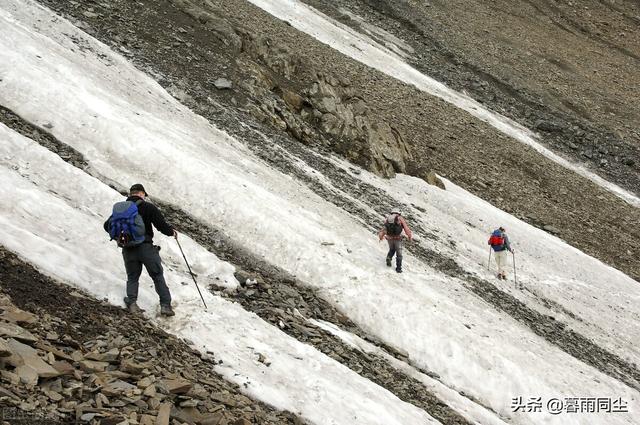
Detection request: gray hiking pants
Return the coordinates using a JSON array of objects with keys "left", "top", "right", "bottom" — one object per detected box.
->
[
  {"left": 387, "top": 239, "right": 403, "bottom": 269},
  {"left": 122, "top": 243, "right": 171, "bottom": 306}
]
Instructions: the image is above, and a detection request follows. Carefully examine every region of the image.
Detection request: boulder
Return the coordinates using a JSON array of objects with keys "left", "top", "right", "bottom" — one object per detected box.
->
[
  {"left": 15, "top": 365, "right": 39, "bottom": 386},
  {"left": 162, "top": 378, "right": 192, "bottom": 394},
  {"left": 171, "top": 405, "right": 201, "bottom": 424},
  {"left": 101, "top": 379, "right": 137, "bottom": 397},
  {"left": 156, "top": 402, "right": 171, "bottom": 425},
  {"left": 79, "top": 360, "right": 110, "bottom": 373},
  {"left": 86, "top": 348, "right": 120, "bottom": 363},
  {"left": 0, "top": 305, "right": 37, "bottom": 325},
  {"left": 213, "top": 78, "right": 233, "bottom": 90},
  {"left": 281, "top": 89, "right": 306, "bottom": 112},
  {"left": 425, "top": 171, "right": 446, "bottom": 190},
  {"left": 52, "top": 360, "right": 76, "bottom": 375},
  {"left": 120, "top": 358, "right": 148, "bottom": 375},
  {"left": 0, "top": 322, "right": 38, "bottom": 343},
  {"left": 5, "top": 338, "right": 60, "bottom": 379}
]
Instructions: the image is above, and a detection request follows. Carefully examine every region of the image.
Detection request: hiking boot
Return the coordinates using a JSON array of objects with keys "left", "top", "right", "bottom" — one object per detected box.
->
[
  {"left": 396, "top": 267, "right": 403, "bottom": 273},
  {"left": 160, "top": 304, "right": 175, "bottom": 317},
  {"left": 128, "top": 303, "right": 142, "bottom": 314},
  {"left": 124, "top": 297, "right": 142, "bottom": 314},
  {"left": 386, "top": 257, "right": 392, "bottom": 267}
]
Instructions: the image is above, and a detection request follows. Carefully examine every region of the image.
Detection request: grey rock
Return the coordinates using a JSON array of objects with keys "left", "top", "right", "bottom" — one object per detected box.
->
[
  {"left": 535, "top": 119, "right": 564, "bottom": 132},
  {"left": 213, "top": 78, "right": 233, "bottom": 90},
  {"left": 0, "top": 321, "right": 38, "bottom": 343},
  {"left": 5, "top": 338, "right": 61, "bottom": 379},
  {"left": 543, "top": 225, "right": 561, "bottom": 235},
  {"left": 15, "top": 365, "right": 39, "bottom": 386}
]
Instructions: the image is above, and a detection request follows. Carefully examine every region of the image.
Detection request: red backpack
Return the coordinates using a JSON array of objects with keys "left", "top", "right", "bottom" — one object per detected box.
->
[{"left": 488, "top": 233, "right": 505, "bottom": 247}]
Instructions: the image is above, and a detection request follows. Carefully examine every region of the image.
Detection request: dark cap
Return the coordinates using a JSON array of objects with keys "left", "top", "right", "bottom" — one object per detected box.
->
[
  {"left": 129, "top": 183, "right": 147, "bottom": 196},
  {"left": 499, "top": 226, "right": 505, "bottom": 231}
]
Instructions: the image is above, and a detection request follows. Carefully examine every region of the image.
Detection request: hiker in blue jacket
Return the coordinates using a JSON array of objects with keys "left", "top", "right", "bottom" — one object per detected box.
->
[
  {"left": 488, "top": 226, "right": 513, "bottom": 280},
  {"left": 104, "top": 184, "right": 176, "bottom": 316}
]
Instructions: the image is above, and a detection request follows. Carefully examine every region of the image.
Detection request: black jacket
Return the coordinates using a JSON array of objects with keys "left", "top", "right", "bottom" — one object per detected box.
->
[{"left": 104, "top": 196, "right": 173, "bottom": 242}]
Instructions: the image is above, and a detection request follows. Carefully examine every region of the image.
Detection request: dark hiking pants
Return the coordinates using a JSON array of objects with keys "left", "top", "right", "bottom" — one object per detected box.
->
[
  {"left": 122, "top": 243, "right": 171, "bottom": 306},
  {"left": 386, "top": 239, "right": 403, "bottom": 270}
]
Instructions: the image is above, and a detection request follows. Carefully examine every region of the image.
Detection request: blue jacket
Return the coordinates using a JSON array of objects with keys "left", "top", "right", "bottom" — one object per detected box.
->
[{"left": 489, "top": 229, "right": 511, "bottom": 252}]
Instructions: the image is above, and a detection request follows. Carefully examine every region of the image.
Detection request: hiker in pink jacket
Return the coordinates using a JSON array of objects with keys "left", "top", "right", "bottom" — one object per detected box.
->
[{"left": 378, "top": 208, "right": 413, "bottom": 273}]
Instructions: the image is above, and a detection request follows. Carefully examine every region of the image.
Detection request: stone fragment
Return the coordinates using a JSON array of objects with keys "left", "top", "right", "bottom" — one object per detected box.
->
[
  {"left": 200, "top": 413, "right": 225, "bottom": 425},
  {"left": 213, "top": 77, "right": 233, "bottom": 90},
  {"left": 16, "top": 364, "right": 39, "bottom": 385},
  {"left": 101, "top": 379, "right": 137, "bottom": 397},
  {"left": 139, "top": 414, "right": 155, "bottom": 425},
  {"left": 425, "top": 171, "right": 446, "bottom": 190},
  {"left": 5, "top": 338, "right": 60, "bottom": 378},
  {"left": 0, "top": 338, "right": 11, "bottom": 357},
  {"left": 156, "top": 402, "right": 171, "bottom": 425},
  {"left": 86, "top": 348, "right": 120, "bottom": 363},
  {"left": 0, "top": 305, "right": 37, "bottom": 325},
  {"left": 137, "top": 376, "right": 154, "bottom": 388},
  {"left": 162, "top": 379, "right": 192, "bottom": 394},
  {"left": 52, "top": 360, "right": 75, "bottom": 375},
  {"left": 44, "top": 389, "right": 64, "bottom": 402},
  {"left": 36, "top": 341, "right": 74, "bottom": 361},
  {"left": 0, "top": 369, "right": 19, "bottom": 385},
  {"left": 79, "top": 360, "right": 109, "bottom": 372},
  {"left": 0, "top": 322, "right": 37, "bottom": 343},
  {"left": 543, "top": 225, "right": 561, "bottom": 235},
  {"left": 0, "top": 385, "right": 19, "bottom": 399},
  {"left": 120, "top": 358, "right": 147, "bottom": 374},
  {"left": 100, "top": 416, "right": 127, "bottom": 425},
  {"left": 143, "top": 383, "right": 157, "bottom": 397}
]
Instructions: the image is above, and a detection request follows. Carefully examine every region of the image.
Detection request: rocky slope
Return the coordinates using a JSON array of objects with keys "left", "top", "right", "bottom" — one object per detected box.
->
[
  {"left": 1, "top": 0, "right": 639, "bottom": 424},
  {"left": 0, "top": 248, "right": 304, "bottom": 425},
  {"left": 33, "top": 0, "right": 640, "bottom": 283}
]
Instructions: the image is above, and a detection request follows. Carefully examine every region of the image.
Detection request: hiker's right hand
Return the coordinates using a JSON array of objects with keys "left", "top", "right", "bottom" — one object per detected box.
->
[{"left": 173, "top": 230, "right": 178, "bottom": 239}]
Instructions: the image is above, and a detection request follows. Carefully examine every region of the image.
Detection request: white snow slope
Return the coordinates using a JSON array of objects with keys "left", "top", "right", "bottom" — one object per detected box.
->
[{"left": 0, "top": 1, "right": 638, "bottom": 424}]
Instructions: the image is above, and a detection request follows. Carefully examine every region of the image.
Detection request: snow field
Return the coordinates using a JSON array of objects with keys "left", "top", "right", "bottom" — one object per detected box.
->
[
  {"left": 0, "top": 123, "right": 441, "bottom": 425},
  {"left": 0, "top": 1, "right": 638, "bottom": 424}
]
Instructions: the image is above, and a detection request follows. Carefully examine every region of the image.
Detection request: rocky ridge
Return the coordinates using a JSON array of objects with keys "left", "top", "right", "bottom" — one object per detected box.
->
[
  {"left": 0, "top": 248, "right": 304, "bottom": 425},
  {"left": 32, "top": 0, "right": 640, "bottom": 284},
  {"left": 0, "top": 250, "right": 307, "bottom": 425}
]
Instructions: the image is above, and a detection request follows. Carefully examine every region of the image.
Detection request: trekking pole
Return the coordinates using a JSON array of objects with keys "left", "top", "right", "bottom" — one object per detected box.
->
[
  {"left": 487, "top": 248, "right": 492, "bottom": 271},
  {"left": 512, "top": 251, "right": 517, "bottom": 285},
  {"left": 175, "top": 236, "right": 208, "bottom": 309}
]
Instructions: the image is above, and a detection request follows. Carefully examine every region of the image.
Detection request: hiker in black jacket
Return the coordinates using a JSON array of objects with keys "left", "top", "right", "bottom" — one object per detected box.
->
[{"left": 104, "top": 184, "right": 176, "bottom": 316}]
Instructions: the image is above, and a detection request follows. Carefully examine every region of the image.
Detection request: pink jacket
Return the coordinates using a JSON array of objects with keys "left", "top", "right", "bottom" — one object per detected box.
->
[{"left": 378, "top": 215, "right": 413, "bottom": 241}]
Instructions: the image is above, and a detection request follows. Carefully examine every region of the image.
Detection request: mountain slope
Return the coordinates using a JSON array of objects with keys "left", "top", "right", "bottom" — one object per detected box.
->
[{"left": 0, "top": 0, "right": 639, "bottom": 424}]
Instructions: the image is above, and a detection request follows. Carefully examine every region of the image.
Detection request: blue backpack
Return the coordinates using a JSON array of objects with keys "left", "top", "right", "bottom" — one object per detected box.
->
[{"left": 108, "top": 200, "right": 146, "bottom": 248}]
